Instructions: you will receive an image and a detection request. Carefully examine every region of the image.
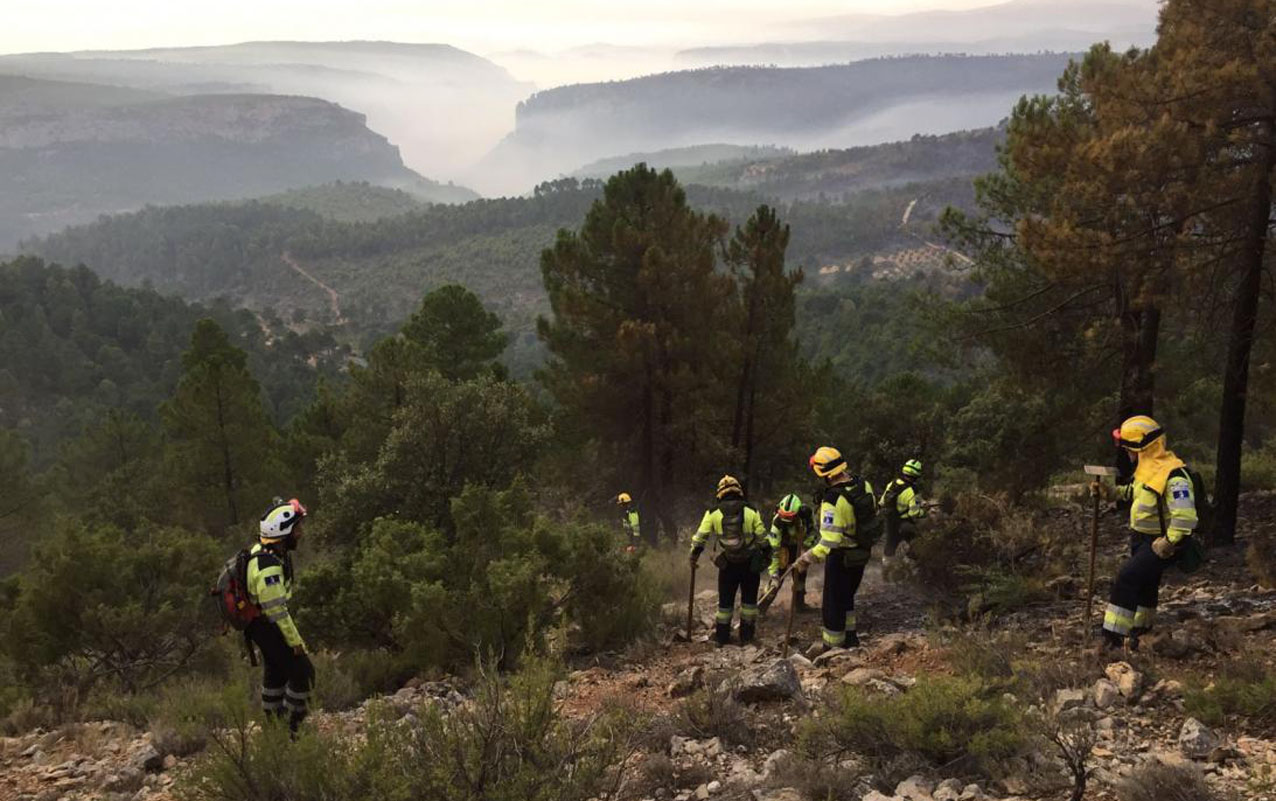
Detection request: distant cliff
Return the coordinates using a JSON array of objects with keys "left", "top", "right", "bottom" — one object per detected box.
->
[
  {"left": 0, "top": 76, "right": 452, "bottom": 247},
  {"left": 475, "top": 54, "right": 1070, "bottom": 193}
]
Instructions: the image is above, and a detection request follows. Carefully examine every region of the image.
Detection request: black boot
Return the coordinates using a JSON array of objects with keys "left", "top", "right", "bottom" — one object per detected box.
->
[
  {"left": 739, "top": 621, "right": 756, "bottom": 645},
  {"left": 845, "top": 631, "right": 861, "bottom": 648},
  {"left": 714, "top": 622, "right": 732, "bottom": 647}
]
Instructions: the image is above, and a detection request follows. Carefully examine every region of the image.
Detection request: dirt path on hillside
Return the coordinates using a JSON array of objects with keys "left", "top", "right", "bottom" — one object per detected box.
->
[{"left": 281, "top": 251, "right": 346, "bottom": 325}]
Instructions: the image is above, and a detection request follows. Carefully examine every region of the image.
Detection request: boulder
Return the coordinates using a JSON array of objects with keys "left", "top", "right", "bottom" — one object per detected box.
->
[
  {"left": 933, "top": 778, "right": 964, "bottom": 801},
  {"left": 1104, "top": 661, "right": 1144, "bottom": 698},
  {"left": 1053, "top": 688, "right": 1088, "bottom": 712},
  {"left": 958, "top": 784, "right": 986, "bottom": 801},
  {"left": 1179, "top": 718, "right": 1220, "bottom": 759},
  {"left": 724, "top": 659, "right": 802, "bottom": 703},
  {"left": 896, "top": 774, "right": 936, "bottom": 801},
  {"left": 761, "top": 749, "right": 791, "bottom": 778},
  {"left": 668, "top": 666, "right": 704, "bottom": 698},
  {"left": 862, "top": 793, "right": 900, "bottom": 801},
  {"left": 870, "top": 633, "right": 914, "bottom": 659},
  {"left": 752, "top": 790, "right": 805, "bottom": 801},
  {"left": 841, "top": 667, "right": 887, "bottom": 686},
  {"left": 130, "top": 744, "right": 164, "bottom": 773},
  {"left": 1093, "top": 679, "right": 1120, "bottom": 710}
]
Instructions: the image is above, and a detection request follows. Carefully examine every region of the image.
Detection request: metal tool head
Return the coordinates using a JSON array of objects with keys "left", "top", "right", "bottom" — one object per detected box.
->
[{"left": 1084, "top": 465, "right": 1118, "bottom": 477}]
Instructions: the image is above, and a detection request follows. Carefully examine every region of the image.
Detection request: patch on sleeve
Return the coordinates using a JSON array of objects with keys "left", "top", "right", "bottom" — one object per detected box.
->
[
  {"left": 822, "top": 510, "right": 836, "bottom": 527},
  {"left": 264, "top": 574, "right": 282, "bottom": 586},
  {"left": 1168, "top": 479, "right": 1194, "bottom": 509}
]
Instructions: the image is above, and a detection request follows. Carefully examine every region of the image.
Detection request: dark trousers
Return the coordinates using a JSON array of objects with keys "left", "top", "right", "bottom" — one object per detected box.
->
[
  {"left": 822, "top": 553, "right": 866, "bottom": 648},
  {"left": 883, "top": 517, "right": 917, "bottom": 558},
  {"left": 716, "top": 558, "right": 761, "bottom": 644},
  {"left": 247, "top": 619, "right": 315, "bottom": 732},
  {"left": 1103, "top": 533, "right": 1166, "bottom": 642}
]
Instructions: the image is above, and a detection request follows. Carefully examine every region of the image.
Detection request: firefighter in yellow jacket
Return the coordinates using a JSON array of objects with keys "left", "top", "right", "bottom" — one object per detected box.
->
[
  {"left": 690, "top": 476, "right": 769, "bottom": 646},
  {"left": 246, "top": 498, "right": 315, "bottom": 733},
  {"left": 794, "top": 447, "right": 878, "bottom": 650},
  {"left": 1102, "top": 416, "right": 1198, "bottom": 652}
]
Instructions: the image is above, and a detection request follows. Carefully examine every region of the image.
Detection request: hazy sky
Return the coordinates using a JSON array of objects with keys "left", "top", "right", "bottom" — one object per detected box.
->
[{"left": 4, "top": 0, "right": 1006, "bottom": 55}]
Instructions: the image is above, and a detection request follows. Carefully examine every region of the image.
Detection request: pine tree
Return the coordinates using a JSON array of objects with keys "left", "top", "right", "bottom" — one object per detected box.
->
[
  {"left": 725, "top": 205, "right": 808, "bottom": 492},
  {"left": 538, "top": 165, "right": 734, "bottom": 542},
  {"left": 160, "top": 318, "right": 281, "bottom": 531},
  {"left": 1152, "top": 0, "right": 1276, "bottom": 542},
  {"left": 400, "top": 284, "right": 509, "bottom": 381}
]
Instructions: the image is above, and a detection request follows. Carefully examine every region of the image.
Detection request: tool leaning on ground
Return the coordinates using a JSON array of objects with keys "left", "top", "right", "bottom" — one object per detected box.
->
[
  {"left": 1082, "top": 465, "right": 1117, "bottom": 647},
  {"left": 782, "top": 567, "right": 799, "bottom": 658},
  {"left": 686, "top": 560, "right": 698, "bottom": 642}
]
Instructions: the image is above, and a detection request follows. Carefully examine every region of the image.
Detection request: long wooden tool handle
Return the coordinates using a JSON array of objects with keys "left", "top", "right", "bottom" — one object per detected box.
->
[
  {"left": 1085, "top": 486, "right": 1100, "bottom": 642},
  {"left": 783, "top": 571, "right": 798, "bottom": 658},
  {"left": 686, "top": 562, "right": 697, "bottom": 641}
]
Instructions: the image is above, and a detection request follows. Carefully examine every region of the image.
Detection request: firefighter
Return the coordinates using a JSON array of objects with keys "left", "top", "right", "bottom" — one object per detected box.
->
[
  {"left": 617, "top": 492, "right": 640, "bottom": 549},
  {"left": 759, "top": 493, "right": 816, "bottom": 613},
  {"left": 246, "top": 498, "right": 315, "bottom": 734},
  {"left": 689, "top": 475, "right": 769, "bottom": 646},
  {"left": 1101, "top": 416, "right": 1198, "bottom": 652},
  {"left": 794, "top": 447, "right": 878, "bottom": 650},
  {"left": 880, "top": 459, "right": 927, "bottom": 564}
]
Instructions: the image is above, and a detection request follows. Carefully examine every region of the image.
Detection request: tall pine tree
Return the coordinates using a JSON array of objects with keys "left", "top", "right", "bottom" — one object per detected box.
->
[
  {"left": 538, "top": 166, "right": 734, "bottom": 542},
  {"left": 161, "top": 319, "right": 281, "bottom": 532}
]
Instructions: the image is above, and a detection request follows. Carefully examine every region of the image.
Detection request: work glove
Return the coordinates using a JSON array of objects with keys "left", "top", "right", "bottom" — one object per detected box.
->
[
  {"left": 293, "top": 643, "right": 307, "bottom": 656},
  {"left": 792, "top": 549, "right": 816, "bottom": 572},
  {"left": 764, "top": 575, "right": 779, "bottom": 595},
  {"left": 1152, "top": 537, "right": 1177, "bottom": 560},
  {"left": 689, "top": 550, "right": 700, "bottom": 569}
]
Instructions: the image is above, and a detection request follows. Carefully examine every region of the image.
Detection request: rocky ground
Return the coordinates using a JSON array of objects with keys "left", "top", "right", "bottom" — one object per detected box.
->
[{"left": 3, "top": 495, "right": 1275, "bottom": 801}]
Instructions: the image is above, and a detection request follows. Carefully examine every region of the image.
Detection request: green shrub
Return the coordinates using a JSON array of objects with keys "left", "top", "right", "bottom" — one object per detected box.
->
[
  {"left": 299, "top": 482, "right": 656, "bottom": 678},
  {"left": 1185, "top": 660, "right": 1276, "bottom": 733},
  {"left": 1117, "top": 761, "right": 1220, "bottom": 801},
  {"left": 1, "top": 519, "right": 222, "bottom": 713},
  {"left": 799, "top": 675, "right": 1025, "bottom": 777},
  {"left": 183, "top": 656, "right": 641, "bottom": 801},
  {"left": 309, "top": 648, "right": 414, "bottom": 712},
  {"left": 1240, "top": 446, "right": 1276, "bottom": 492}
]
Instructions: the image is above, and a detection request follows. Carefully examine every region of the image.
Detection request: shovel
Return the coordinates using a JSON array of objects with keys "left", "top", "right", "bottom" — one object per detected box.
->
[{"left": 1082, "top": 465, "right": 1116, "bottom": 646}]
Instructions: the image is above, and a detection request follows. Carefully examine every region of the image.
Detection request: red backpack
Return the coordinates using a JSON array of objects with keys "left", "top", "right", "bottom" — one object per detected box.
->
[{"left": 210, "top": 548, "right": 261, "bottom": 630}]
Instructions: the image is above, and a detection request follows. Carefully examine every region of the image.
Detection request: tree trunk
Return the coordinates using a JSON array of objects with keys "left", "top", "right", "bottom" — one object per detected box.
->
[
  {"left": 1213, "top": 129, "right": 1275, "bottom": 545},
  {"left": 743, "top": 373, "right": 758, "bottom": 495},
  {"left": 658, "top": 384, "right": 678, "bottom": 544},
  {"left": 640, "top": 366, "right": 658, "bottom": 547}
]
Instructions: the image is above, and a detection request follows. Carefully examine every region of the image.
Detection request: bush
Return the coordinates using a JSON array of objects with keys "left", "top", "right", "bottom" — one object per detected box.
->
[
  {"left": 1, "top": 519, "right": 222, "bottom": 714},
  {"left": 1184, "top": 658, "right": 1276, "bottom": 734},
  {"left": 678, "top": 687, "right": 753, "bottom": 747},
  {"left": 298, "top": 482, "right": 656, "bottom": 678},
  {"left": 1117, "top": 761, "right": 1220, "bottom": 801},
  {"left": 1247, "top": 529, "right": 1276, "bottom": 589},
  {"left": 799, "top": 675, "right": 1025, "bottom": 777},
  {"left": 184, "top": 656, "right": 642, "bottom": 801}
]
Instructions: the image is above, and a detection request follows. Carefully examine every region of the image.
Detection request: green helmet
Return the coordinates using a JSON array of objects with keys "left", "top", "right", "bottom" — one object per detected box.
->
[
  {"left": 776, "top": 493, "right": 802, "bottom": 520},
  {"left": 902, "top": 459, "right": 923, "bottom": 478}
]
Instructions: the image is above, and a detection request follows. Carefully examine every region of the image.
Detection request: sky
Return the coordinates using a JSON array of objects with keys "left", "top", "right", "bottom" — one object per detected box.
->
[{"left": 3, "top": 0, "right": 1007, "bottom": 55}]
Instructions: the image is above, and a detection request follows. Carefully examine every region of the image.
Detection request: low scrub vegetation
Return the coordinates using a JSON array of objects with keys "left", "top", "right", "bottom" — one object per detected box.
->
[
  {"left": 183, "top": 657, "right": 643, "bottom": 801},
  {"left": 799, "top": 675, "right": 1026, "bottom": 779}
]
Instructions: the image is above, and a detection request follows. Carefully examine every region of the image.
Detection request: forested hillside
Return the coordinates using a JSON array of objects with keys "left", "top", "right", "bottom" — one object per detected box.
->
[
  {"left": 0, "top": 76, "right": 462, "bottom": 247},
  {"left": 477, "top": 54, "right": 1070, "bottom": 191},
  {"left": 22, "top": 176, "right": 968, "bottom": 373},
  {"left": 0, "top": 257, "right": 350, "bottom": 464}
]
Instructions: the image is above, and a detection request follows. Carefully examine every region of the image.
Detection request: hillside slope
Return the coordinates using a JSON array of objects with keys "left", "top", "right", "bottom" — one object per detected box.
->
[
  {"left": 0, "top": 76, "right": 452, "bottom": 247},
  {"left": 474, "top": 54, "right": 1069, "bottom": 193}
]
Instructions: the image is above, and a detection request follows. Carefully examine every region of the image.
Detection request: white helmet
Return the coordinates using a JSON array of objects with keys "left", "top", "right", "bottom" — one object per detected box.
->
[{"left": 260, "top": 498, "right": 307, "bottom": 541}]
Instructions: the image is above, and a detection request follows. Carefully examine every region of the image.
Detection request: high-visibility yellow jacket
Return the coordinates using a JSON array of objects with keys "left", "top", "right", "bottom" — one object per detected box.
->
[
  {"left": 880, "top": 478, "right": 926, "bottom": 521},
  {"left": 621, "top": 508, "right": 640, "bottom": 540},
  {"left": 766, "top": 507, "right": 816, "bottom": 576},
  {"left": 247, "top": 543, "right": 305, "bottom": 649},
  {"left": 812, "top": 478, "right": 875, "bottom": 563},
  {"left": 691, "top": 497, "right": 765, "bottom": 560},
  {"left": 1117, "top": 468, "right": 1197, "bottom": 543}
]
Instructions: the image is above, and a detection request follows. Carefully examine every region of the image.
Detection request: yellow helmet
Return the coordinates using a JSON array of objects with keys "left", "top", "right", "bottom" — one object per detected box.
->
[
  {"left": 716, "top": 475, "right": 743, "bottom": 498},
  {"left": 617, "top": 492, "right": 632, "bottom": 505},
  {"left": 809, "top": 446, "right": 848, "bottom": 478},
  {"left": 1113, "top": 416, "right": 1164, "bottom": 452}
]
